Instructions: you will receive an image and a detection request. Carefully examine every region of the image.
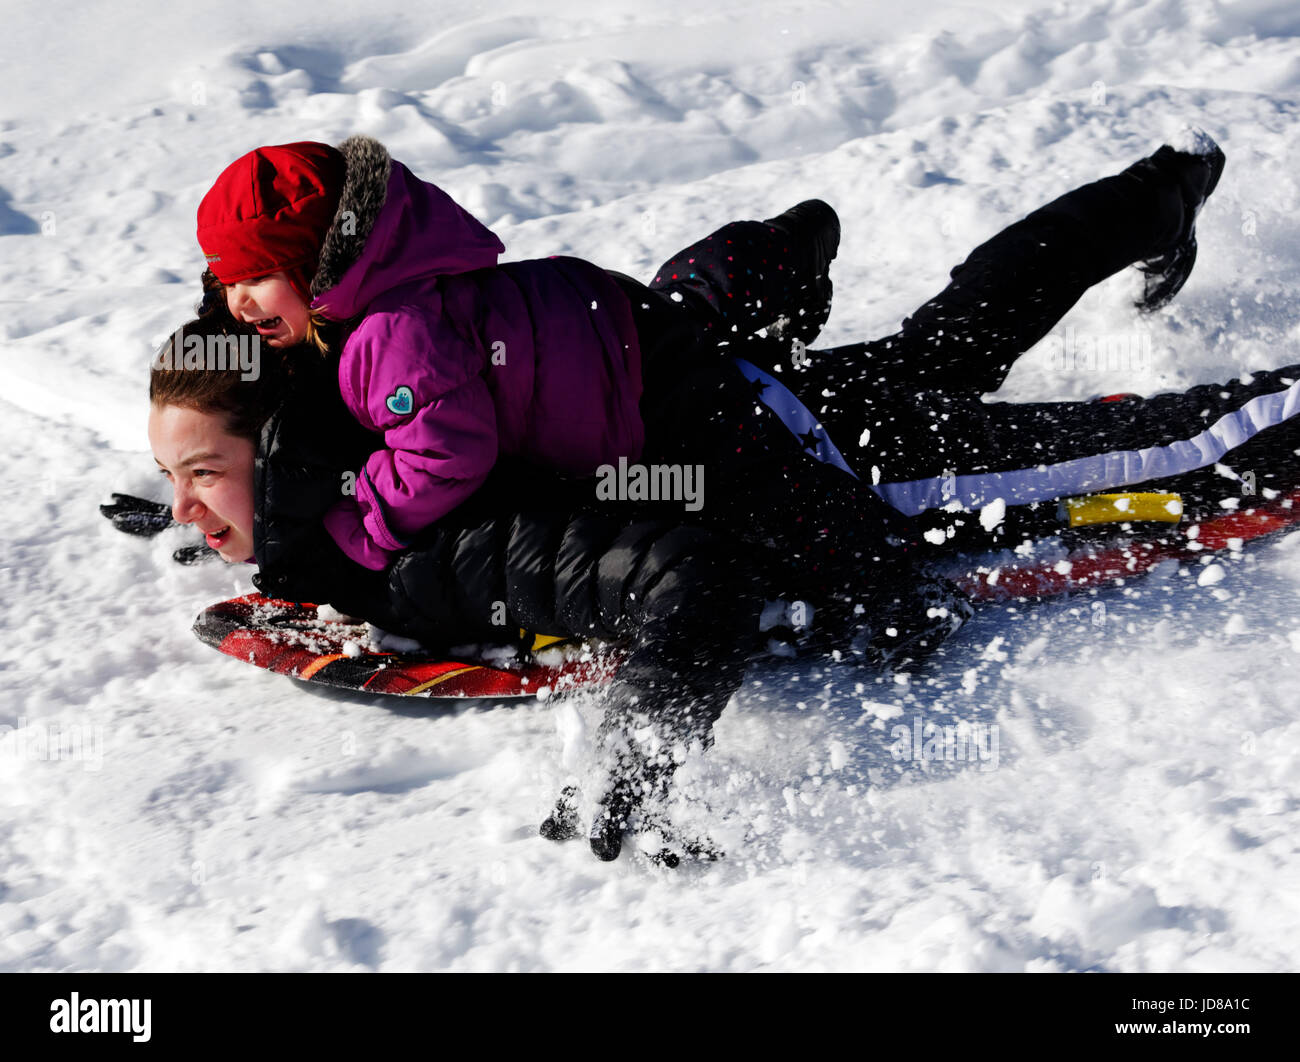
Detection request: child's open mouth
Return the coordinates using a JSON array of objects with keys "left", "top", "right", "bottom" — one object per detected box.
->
[
  {"left": 254, "top": 317, "right": 282, "bottom": 332},
  {"left": 204, "top": 526, "right": 231, "bottom": 548}
]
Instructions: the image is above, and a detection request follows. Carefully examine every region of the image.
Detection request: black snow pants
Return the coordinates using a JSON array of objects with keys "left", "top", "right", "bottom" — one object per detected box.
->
[
  {"left": 606, "top": 211, "right": 834, "bottom": 430},
  {"left": 769, "top": 146, "right": 1300, "bottom": 521},
  {"left": 605, "top": 214, "right": 924, "bottom": 597}
]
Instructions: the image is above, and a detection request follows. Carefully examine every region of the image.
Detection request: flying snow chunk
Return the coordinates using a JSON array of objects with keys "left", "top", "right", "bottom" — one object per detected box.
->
[
  {"left": 979, "top": 498, "right": 1006, "bottom": 531},
  {"left": 923, "top": 528, "right": 947, "bottom": 545},
  {"left": 980, "top": 637, "right": 1008, "bottom": 662},
  {"left": 1197, "top": 563, "right": 1226, "bottom": 586},
  {"left": 864, "top": 699, "right": 903, "bottom": 721},
  {"left": 318, "top": 603, "right": 361, "bottom": 622},
  {"left": 368, "top": 626, "right": 424, "bottom": 653}
]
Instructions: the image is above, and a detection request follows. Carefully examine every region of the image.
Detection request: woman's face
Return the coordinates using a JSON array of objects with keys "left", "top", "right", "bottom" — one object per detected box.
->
[
  {"left": 223, "top": 272, "right": 310, "bottom": 348},
  {"left": 147, "top": 403, "right": 257, "bottom": 562}
]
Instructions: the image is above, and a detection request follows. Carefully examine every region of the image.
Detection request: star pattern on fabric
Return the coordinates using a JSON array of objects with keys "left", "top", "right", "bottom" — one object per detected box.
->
[{"left": 798, "top": 427, "right": 822, "bottom": 452}]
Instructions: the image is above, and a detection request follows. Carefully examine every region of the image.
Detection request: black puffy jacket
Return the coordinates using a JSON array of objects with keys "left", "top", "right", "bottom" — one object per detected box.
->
[{"left": 250, "top": 350, "right": 964, "bottom": 745}]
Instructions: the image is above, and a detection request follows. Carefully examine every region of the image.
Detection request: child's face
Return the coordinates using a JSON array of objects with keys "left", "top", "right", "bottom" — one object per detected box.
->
[
  {"left": 224, "top": 272, "right": 310, "bottom": 348},
  {"left": 148, "top": 403, "right": 257, "bottom": 562}
]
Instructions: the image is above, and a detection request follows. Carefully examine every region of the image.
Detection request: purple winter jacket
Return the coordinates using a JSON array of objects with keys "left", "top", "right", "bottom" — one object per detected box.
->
[{"left": 313, "top": 161, "right": 644, "bottom": 569}]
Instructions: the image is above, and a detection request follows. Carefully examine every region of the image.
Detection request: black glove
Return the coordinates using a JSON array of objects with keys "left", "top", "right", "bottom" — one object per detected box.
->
[
  {"left": 171, "top": 544, "right": 219, "bottom": 566},
  {"left": 852, "top": 574, "right": 974, "bottom": 669},
  {"left": 101, "top": 493, "right": 220, "bottom": 565},
  {"left": 99, "top": 493, "right": 175, "bottom": 537}
]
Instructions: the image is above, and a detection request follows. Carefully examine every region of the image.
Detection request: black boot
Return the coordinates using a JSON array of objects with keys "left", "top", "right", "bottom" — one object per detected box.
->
[
  {"left": 762, "top": 199, "right": 841, "bottom": 348},
  {"left": 588, "top": 775, "right": 640, "bottom": 862},
  {"left": 763, "top": 199, "right": 841, "bottom": 279},
  {"left": 1134, "top": 131, "right": 1226, "bottom": 312},
  {"left": 588, "top": 743, "right": 678, "bottom": 862},
  {"left": 539, "top": 784, "right": 581, "bottom": 841}
]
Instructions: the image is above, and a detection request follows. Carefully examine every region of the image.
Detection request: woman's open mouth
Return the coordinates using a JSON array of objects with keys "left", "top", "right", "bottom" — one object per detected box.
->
[{"left": 204, "top": 526, "right": 231, "bottom": 548}]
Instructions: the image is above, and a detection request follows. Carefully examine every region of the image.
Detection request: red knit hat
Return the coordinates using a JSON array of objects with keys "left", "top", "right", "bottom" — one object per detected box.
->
[{"left": 196, "top": 142, "right": 346, "bottom": 295}]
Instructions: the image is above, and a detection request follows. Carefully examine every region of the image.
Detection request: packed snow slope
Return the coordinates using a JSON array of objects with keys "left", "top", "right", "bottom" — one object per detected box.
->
[{"left": 2, "top": 0, "right": 1300, "bottom": 971}]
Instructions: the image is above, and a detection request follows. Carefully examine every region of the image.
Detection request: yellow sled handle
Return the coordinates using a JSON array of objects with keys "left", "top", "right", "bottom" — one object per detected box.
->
[
  {"left": 1062, "top": 492, "right": 1183, "bottom": 527},
  {"left": 521, "top": 630, "right": 573, "bottom": 652}
]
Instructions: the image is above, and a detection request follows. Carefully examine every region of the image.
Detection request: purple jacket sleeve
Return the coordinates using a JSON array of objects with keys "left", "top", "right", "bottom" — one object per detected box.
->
[{"left": 325, "top": 307, "right": 499, "bottom": 569}]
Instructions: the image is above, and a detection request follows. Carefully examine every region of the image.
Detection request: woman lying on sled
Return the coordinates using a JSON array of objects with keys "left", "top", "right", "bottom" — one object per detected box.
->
[{"left": 143, "top": 130, "right": 1300, "bottom": 861}]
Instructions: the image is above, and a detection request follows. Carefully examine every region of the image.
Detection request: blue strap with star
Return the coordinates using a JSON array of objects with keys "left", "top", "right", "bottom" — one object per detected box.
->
[{"left": 731, "top": 358, "right": 859, "bottom": 480}]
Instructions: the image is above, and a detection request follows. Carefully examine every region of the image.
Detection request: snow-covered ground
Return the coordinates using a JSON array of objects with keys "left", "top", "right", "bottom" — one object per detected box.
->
[{"left": 2, "top": 0, "right": 1299, "bottom": 971}]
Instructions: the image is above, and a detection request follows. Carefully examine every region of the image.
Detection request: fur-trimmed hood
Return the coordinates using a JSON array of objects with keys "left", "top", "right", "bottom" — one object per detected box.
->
[
  {"left": 309, "top": 135, "right": 505, "bottom": 319},
  {"left": 299, "top": 135, "right": 645, "bottom": 572},
  {"left": 309, "top": 135, "right": 391, "bottom": 297}
]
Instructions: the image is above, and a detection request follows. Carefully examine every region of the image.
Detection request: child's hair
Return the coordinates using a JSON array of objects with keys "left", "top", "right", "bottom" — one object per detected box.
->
[
  {"left": 199, "top": 267, "right": 340, "bottom": 356},
  {"left": 150, "top": 308, "right": 287, "bottom": 444}
]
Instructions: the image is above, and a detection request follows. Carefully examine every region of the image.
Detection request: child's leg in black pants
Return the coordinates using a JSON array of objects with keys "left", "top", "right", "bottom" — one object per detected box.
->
[
  {"left": 792, "top": 143, "right": 1207, "bottom": 419},
  {"left": 610, "top": 215, "right": 834, "bottom": 403},
  {"left": 756, "top": 145, "right": 1300, "bottom": 517},
  {"left": 644, "top": 218, "right": 831, "bottom": 342}
]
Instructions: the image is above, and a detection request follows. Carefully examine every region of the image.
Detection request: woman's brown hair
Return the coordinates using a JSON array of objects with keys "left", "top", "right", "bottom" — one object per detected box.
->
[{"left": 149, "top": 294, "right": 287, "bottom": 443}]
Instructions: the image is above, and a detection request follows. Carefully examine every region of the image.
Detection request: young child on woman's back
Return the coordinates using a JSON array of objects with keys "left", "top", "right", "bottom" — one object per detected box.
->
[{"left": 196, "top": 136, "right": 838, "bottom": 569}]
